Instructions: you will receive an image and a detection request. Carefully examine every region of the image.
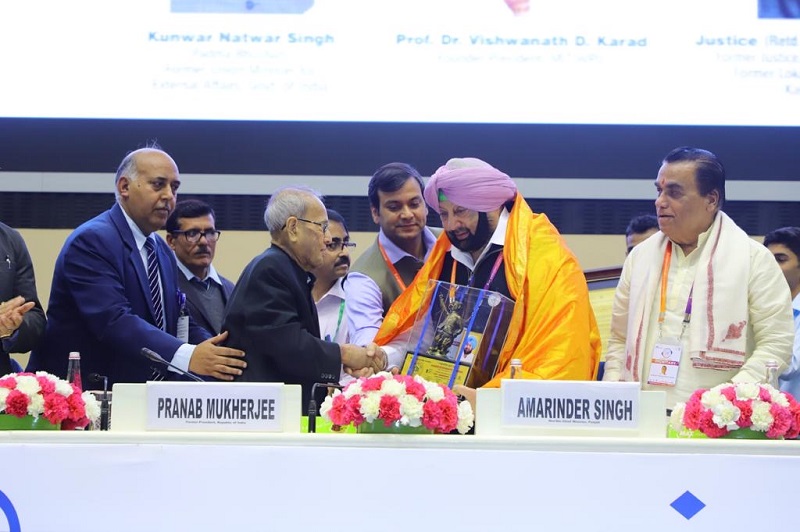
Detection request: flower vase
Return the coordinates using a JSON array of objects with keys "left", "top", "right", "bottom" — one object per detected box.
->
[
  {"left": 0, "top": 414, "right": 61, "bottom": 431},
  {"left": 356, "top": 420, "right": 433, "bottom": 434},
  {"left": 722, "top": 428, "right": 771, "bottom": 440}
]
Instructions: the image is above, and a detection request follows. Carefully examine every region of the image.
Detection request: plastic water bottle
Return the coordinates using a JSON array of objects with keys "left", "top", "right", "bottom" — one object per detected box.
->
[
  {"left": 66, "top": 351, "right": 82, "bottom": 391},
  {"left": 509, "top": 358, "right": 523, "bottom": 379},
  {"left": 765, "top": 360, "right": 780, "bottom": 389}
]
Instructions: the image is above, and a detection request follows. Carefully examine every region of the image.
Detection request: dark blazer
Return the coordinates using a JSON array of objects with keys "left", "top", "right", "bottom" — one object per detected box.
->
[
  {"left": 223, "top": 245, "right": 341, "bottom": 412},
  {"left": 27, "top": 203, "right": 210, "bottom": 385},
  {"left": 0, "top": 222, "right": 46, "bottom": 375},
  {"left": 177, "top": 272, "right": 234, "bottom": 335}
]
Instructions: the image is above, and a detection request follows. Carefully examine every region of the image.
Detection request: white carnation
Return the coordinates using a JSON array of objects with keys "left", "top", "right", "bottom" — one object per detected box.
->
[
  {"left": 0, "top": 388, "right": 9, "bottom": 410},
  {"left": 27, "top": 394, "right": 45, "bottom": 417},
  {"left": 359, "top": 393, "right": 381, "bottom": 422},
  {"left": 399, "top": 396, "right": 424, "bottom": 426},
  {"left": 54, "top": 380, "right": 74, "bottom": 397},
  {"left": 711, "top": 402, "right": 741, "bottom": 430},
  {"left": 14, "top": 375, "right": 40, "bottom": 396},
  {"left": 734, "top": 382, "right": 760, "bottom": 400},
  {"left": 381, "top": 378, "right": 405, "bottom": 397},
  {"left": 81, "top": 391, "right": 101, "bottom": 421},
  {"left": 701, "top": 389, "right": 726, "bottom": 409},
  {"left": 342, "top": 382, "right": 362, "bottom": 399},
  {"left": 456, "top": 401, "right": 475, "bottom": 434},
  {"left": 426, "top": 385, "right": 445, "bottom": 402},
  {"left": 669, "top": 403, "right": 686, "bottom": 432},
  {"left": 750, "top": 401, "right": 774, "bottom": 432}
]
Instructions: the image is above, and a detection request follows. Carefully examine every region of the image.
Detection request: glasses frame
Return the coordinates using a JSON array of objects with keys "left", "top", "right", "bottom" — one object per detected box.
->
[
  {"left": 295, "top": 217, "right": 329, "bottom": 234},
  {"left": 171, "top": 229, "right": 222, "bottom": 243},
  {"left": 325, "top": 241, "right": 357, "bottom": 252}
]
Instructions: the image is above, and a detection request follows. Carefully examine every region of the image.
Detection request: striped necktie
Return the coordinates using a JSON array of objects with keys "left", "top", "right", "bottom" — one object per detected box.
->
[{"left": 144, "top": 238, "right": 165, "bottom": 330}]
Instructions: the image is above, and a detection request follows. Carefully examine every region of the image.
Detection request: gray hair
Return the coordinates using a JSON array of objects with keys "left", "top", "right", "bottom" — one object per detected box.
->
[{"left": 264, "top": 185, "right": 324, "bottom": 232}]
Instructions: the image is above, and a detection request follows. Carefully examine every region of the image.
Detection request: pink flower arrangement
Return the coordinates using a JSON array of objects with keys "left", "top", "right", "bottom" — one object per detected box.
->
[
  {"left": 670, "top": 382, "right": 800, "bottom": 439},
  {"left": 320, "top": 372, "right": 474, "bottom": 434},
  {"left": 0, "top": 371, "right": 100, "bottom": 429}
]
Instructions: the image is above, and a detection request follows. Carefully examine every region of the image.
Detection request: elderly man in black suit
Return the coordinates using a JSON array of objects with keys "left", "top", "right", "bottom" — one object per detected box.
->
[{"left": 223, "top": 186, "right": 386, "bottom": 412}]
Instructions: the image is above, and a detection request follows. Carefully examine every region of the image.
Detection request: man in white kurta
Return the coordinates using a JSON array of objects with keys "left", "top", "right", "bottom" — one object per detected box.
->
[{"left": 603, "top": 147, "right": 794, "bottom": 408}]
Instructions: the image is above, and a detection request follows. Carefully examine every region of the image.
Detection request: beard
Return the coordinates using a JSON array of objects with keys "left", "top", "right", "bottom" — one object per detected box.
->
[{"left": 446, "top": 212, "right": 493, "bottom": 253}]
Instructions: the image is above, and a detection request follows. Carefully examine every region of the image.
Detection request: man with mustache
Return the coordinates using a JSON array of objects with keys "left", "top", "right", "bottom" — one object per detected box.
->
[
  {"left": 28, "top": 146, "right": 246, "bottom": 384},
  {"left": 166, "top": 199, "right": 234, "bottom": 336},
  {"left": 374, "top": 157, "right": 602, "bottom": 404},
  {"left": 311, "top": 209, "right": 359, "bottom": 385},
  {"left": 603, "top": 147, "right": 793, "bottom": 408}
]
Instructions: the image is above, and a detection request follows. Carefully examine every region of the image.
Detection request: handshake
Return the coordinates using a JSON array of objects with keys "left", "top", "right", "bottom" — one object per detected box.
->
[{"left": 340, "top": 342, "right": 389, "bottom": 378}]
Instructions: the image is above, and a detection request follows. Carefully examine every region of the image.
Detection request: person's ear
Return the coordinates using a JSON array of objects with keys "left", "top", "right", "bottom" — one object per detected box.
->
[
  {"left": 370, "top": 206, "right": 380, "bottom": 225},
  {"left": 117, "top": 176, "right": 130, "bottom": 199},
  {"left": 706, "top": 190, "right": 720, "bottom": 211},
  {"left": 166, "top": 233, "right": 176, "bottom": 250}
]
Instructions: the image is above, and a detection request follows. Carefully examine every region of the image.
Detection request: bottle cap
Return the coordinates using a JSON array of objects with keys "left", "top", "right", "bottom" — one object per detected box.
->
[
  {"left": 69, "top": 351, "right": 81, "bottom": 360},
  {"left": 511, "top": 358, "right": 522, "bottom": 365}
]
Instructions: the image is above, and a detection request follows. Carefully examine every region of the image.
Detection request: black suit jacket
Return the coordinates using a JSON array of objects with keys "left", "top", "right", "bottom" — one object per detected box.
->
[
  {"left": 0, "top": 222, "right": 46, "bottom": 375},
  {"left": 177, "top": 273, "right": 234, "bottom": 335},
  {"left": 223, "top": 245, "right": 340, "bottom": 412}
]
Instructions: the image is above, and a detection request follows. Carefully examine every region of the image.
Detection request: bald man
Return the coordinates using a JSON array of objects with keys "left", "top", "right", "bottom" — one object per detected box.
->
[{"left": 375, "top": 158, "right": 601, "bottom": 399}]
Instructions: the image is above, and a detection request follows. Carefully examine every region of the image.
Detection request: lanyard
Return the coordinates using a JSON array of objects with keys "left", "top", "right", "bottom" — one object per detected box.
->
[
  {"left": 658, "top": 242, "right": 694, "bottom": 339},
  {"left": 450, "top": 251, "right": 504, "bottom": 291},
  {"left": 325, "top": 299, "right": 346, "bottom": 343},
  {"left": 378, "top": 239, "right": 408, "bottom": 292}
]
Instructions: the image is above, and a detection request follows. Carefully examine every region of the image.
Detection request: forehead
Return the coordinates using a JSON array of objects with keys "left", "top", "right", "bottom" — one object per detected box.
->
[
  {"left": 136, "top": 151, "right": 180, "bottom": 181},
  {"left": 767, "top": 243, "right": 799, "bottom": 261},
  {"left": 655, "top": 162, "right": 699, "bottom": 190},
  {"left": 327, "top": 221, "right": 348, "bottom": 240},
  {"left": 378, "top": 178, "right": 423, "bottom": 203},
  {"left": 438, "top": 199, "right": 471, "bottom": 213},
  {"left": 303, "top": 197, "right": 327, "bottom": 218},
  {"left": 177, "top": 214, "right": 215, "bottom": 228}
]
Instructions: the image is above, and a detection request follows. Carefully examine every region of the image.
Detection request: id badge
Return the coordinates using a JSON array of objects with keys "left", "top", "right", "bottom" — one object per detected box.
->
[
  {"left": 646, "top": 337, "right": 682, "bottom": 386},
  {"left": 176, "top": 315, "right": 189, "bottom": 343}
]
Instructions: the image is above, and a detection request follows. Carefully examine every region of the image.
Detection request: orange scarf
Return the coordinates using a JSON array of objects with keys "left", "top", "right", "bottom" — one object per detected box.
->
[{"left": 375, "top": 192, "right": 601, "bottom": 386}]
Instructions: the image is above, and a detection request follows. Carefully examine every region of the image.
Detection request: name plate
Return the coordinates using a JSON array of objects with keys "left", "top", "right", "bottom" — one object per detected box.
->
[
  {"left": 501, "top": 380, "right": 640, "bottom": 429},
  {"left": 146, "top": 382, "right": 283, "bottom": 432}
]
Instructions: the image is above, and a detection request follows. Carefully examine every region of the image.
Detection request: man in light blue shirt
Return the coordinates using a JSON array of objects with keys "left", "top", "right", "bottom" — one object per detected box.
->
[
  {"left": 344, "top": 163, "right": 439, "bottom": 351},
  {"left": 764, "top": 226, "right": 800, "bottom": 398}
]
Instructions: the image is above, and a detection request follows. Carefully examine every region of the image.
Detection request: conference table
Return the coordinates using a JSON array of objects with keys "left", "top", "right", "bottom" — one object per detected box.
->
[{"left": 1, "top": 427, "right": 798, "bottom": 532}]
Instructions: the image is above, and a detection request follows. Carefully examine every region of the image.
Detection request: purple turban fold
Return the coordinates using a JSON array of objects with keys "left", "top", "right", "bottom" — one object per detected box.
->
[{"left": 423, "top": 157, "right": 518, "bottom": 214}]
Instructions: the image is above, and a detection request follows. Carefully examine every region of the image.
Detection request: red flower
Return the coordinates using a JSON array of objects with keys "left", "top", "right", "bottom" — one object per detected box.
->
[
  {"left": 36, "top": 375, "right": 56, "bottom": 395},
  {"left": 403, "top": 379, "right": 427, "bottom": 401},
  {"left": 360, "top": 376, "right": 386, "bottom": 392},
  {"left": 698, "top": 410, "right": 728, "bottom": 438},
  {"left": 0, "top": 376, "right": 16, "bottom": 390},
  {"left": 733, "top": 400, "right": 753, "bottom": 428},
  {"left": 43, "top": 393, "right": 70, "bottom": 424},
  {"left": 4, "top": 389, "right": 30, "bottom": 417},
  {"left": 378, "top": 395, "right": 401, "bottom": 426}
]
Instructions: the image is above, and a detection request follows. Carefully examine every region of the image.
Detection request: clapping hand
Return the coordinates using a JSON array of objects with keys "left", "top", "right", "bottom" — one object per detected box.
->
[{"left": 0, "top": 296, "right": 36, "bottom": 339}]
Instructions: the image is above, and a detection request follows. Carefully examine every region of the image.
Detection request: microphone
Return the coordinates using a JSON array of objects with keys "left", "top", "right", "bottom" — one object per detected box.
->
[
  {"left": 140, "top": 347, "right": 204, "bottom": 382},
  {"left": 308, "top": 382, "right": 343, "bottom": 433},
  {"left": 89, "top": 373, "right": 110, "bottom": 431}
]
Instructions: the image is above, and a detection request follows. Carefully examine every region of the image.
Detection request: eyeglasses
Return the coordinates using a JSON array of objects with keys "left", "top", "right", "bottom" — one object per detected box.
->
[
  {"left": 296, "top": 217, "right": 329, "bottom": 234},
  {"left": 325, "top": 240, "right": 357, "bottom": 252},
  {"left": 171, "top": 229, "right": 221, "bottom": 243}
]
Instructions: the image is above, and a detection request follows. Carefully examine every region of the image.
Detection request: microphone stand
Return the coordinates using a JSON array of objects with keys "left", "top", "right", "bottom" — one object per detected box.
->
[
  {"left": 140, "top": 347, "right": 204, "bottom": 382},
  {"left": 308, "top": 382, "right": 343, "bottom": 433},
  {"left": 89, "top": 373, "right": 110, "bottom": 431}
]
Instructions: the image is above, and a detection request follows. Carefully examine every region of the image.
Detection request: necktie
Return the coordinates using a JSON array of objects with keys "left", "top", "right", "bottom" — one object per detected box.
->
[
  {"left": 191, "top": 277, "right": 211, "bottom": 291},
  {"left": 144, "top": 238, "right": 165, "bottom": 330}
]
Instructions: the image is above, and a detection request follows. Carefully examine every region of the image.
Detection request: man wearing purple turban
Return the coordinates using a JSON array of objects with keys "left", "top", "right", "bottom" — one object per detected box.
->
[{"left": 374, "top": 157, "right": 602, "bottom": 402}]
